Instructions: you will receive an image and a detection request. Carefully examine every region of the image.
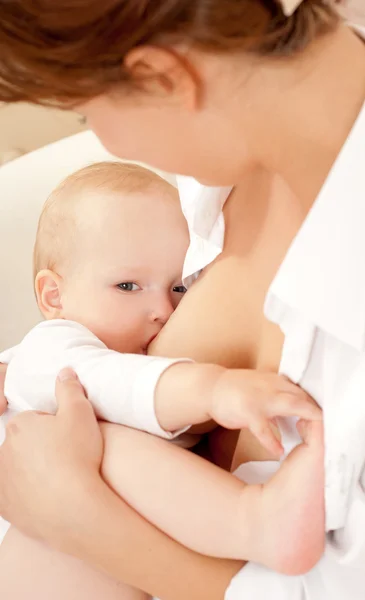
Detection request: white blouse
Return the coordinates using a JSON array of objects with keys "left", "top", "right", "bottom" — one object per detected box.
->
[{"left": 178, "top": 95, "right": 365, "bottom": 600}]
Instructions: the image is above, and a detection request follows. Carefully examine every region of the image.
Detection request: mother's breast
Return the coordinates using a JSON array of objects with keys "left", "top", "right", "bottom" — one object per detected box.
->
[
  {"left": 232, "top": 429, "right": 277, "bottom": 471},
  {"left": 151, "top": 171, "right": 300, "bottom": 468}
]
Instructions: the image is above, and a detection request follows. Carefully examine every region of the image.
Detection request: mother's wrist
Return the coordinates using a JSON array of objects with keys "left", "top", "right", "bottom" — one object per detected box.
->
[{"left": 52, "top": 473, "right": 109, "bottom": 555}]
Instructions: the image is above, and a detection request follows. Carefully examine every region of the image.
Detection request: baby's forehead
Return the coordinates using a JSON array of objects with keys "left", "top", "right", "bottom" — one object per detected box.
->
[
  {"left": 74, "top": 186, "right": 185, "bottom": 271},
  {"left": 75, "top": 182, "right": 180, "bottom": 231},
  {"left": 34, "top": 163, "right": 183, "bottom": 280}
]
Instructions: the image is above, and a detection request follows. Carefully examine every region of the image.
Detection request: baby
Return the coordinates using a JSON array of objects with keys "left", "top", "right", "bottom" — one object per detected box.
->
[{"left": 0, "top": 162, "right": 324, "bottom": 575}]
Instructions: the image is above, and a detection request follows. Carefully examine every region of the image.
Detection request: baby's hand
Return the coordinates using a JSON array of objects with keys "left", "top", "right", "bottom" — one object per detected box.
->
[{"left": 209, "top": 370, "right": 322, "bottom": 457}]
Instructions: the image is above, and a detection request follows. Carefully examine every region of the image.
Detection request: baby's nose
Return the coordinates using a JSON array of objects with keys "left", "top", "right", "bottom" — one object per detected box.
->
[{"left": 149, "top": 295, "right": 174, "bottom": 325}]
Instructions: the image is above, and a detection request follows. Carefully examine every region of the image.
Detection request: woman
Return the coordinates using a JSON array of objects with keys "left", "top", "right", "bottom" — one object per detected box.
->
[{"left": 0, "top": 1, "right": 365, "bottom": 599}]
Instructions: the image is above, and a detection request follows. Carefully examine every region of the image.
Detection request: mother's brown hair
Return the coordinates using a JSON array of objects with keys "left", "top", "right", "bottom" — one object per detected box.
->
[{"left": 0, "top": 0, "right": 340, "bottom": 105}]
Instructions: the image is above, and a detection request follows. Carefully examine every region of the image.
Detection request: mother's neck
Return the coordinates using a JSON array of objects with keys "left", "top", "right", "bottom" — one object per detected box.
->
[{"left": 243, "top": 25, "right": 365, "bottom": 212}]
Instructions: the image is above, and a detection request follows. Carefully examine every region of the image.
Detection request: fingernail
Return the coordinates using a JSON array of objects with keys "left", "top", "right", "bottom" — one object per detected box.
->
[{"left": 58, "top": 368, "right": 78, "bottom": 382}]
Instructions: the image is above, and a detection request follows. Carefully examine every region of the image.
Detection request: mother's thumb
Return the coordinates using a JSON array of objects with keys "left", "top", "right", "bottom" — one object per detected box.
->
[
  {"left": 55, "top": 368, "right": 90, "bottom": 417},
  {"left": 58, "top": 367, "right": 79, "bottom": 384}
]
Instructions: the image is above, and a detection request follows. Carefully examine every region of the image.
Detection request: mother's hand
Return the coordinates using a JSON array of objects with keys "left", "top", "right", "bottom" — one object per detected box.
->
[
  {"left": 0, "top": 369, "right": 103, "bottom": 545},
  {"left": 0, "top": 369, "right": 243, "bottom": 600},
  {"left": 0, "top": 364, "right": 7, "bottom": 415}
]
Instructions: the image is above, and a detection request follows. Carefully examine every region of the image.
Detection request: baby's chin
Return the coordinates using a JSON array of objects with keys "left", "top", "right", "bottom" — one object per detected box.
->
[
  {"left": 106, "top": 341, "right": 148, "bottom": 355},
  {"left": 139, "top": 341, "right": 150, "bottom": 355}
]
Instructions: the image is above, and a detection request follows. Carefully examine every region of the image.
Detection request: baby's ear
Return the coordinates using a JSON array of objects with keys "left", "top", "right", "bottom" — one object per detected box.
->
[{"left": 35, "top": 269, "right": 63, "bottom": 320}]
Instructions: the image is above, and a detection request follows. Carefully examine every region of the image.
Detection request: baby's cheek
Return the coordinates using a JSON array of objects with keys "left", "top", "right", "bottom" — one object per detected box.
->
[{"left": 106, "top": 322, "right": 145, "bottom": 354}]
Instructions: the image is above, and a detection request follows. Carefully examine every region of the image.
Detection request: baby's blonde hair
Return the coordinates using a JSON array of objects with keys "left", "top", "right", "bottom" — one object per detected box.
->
[{"left": 33, "top": 161, "right": 173, "bottom": 280}]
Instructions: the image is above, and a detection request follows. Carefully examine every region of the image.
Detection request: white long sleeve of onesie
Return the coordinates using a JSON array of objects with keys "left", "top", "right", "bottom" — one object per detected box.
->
[{"left": 0, "top": 319, "right": 189, "bottom": 439}]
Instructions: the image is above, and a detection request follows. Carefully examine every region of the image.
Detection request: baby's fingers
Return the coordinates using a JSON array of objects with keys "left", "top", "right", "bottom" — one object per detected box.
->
[
  {"left": 297, "top": 419, "right": 324, "bottom": 447},
  {"left": 250, "top": 419, "right": 284, "bottom": 457},
  {"left": 270, "top": 392, "right": 322, "bottom": 421}
]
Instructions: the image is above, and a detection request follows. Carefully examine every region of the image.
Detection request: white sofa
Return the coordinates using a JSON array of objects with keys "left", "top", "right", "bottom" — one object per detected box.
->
[{"left": 0, "top": 131, "right": 175, "bottom": 351}]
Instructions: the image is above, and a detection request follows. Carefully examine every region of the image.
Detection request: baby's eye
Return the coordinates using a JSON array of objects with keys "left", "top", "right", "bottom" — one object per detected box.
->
[
  {"left": 173, "top": 285, "right": 187, "bottom": 294},
  {"left": 117, "top": 282, "right": 141, "bottom": 292}
]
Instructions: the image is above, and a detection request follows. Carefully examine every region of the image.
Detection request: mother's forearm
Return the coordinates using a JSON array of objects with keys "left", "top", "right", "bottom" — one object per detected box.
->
[{"left": 64, "top": 423, "right": 242, "bottom": 600}]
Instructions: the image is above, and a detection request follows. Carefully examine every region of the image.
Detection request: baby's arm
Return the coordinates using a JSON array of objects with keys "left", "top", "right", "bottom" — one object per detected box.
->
[
  {"left": 2, "top": 321, "right": 191, "bottom": 439},
  {"left": 156, "top": 365, "right": 322, "bottom": 456},
  {"left": 3, "top": 321, "right": 321, "bottom": 453},
  {"left": 3, "top": 321, "right": 215, "bottom": 439},
  {"left": 101, "top": 419, "right": 325, "bottom": 576}
]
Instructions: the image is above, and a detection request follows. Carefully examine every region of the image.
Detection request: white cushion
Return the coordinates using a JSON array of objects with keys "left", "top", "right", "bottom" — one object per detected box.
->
[{"left": 0, "top": 131, "right": 175, "bottom": 351}]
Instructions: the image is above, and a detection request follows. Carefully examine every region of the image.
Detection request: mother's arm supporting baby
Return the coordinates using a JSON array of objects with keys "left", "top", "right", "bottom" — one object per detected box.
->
[{"left": 0, "top": 372, "right": 242, "bottom": 600}]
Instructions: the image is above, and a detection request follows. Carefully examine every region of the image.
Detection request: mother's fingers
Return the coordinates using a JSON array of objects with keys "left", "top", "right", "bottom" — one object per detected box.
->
[
  {"left": 55, "top": 368, "right": 94, "bottom": 421},
  {"left": 0, "top": 367, "right": 104, "bottom": 543},
  {"left": 55, "top": 368, "right": 103, "bottom": 455},
  {"left": 5, "top": 409, "right": 50, "bottom": 436}
]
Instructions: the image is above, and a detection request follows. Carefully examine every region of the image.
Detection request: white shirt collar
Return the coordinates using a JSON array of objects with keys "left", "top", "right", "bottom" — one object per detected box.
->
[
  {"left": 177, "top": 28, "right": 365, "bottom": 351},
  {"left": 177, "top": 175, "right": 231, "bottom": 285},
  {"left": 266, "top": 100, "right": 365, "bottom": 350},
  {"left": 178, "top": 99, "right": 365, "bottom": 350}
]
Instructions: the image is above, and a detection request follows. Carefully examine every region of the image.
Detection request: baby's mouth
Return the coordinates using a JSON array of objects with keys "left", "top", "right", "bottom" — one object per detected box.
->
[
  {"left": 147, "top": 333, "right": 158, "bottom": 346},
  {"left": 141, "top": 333, "right": 158, "bottom": 354}
]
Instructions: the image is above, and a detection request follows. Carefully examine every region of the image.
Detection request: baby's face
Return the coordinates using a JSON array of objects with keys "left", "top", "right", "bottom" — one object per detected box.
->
[{"left": 59, "top": 185, "right": 189, "bottom": 353}]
